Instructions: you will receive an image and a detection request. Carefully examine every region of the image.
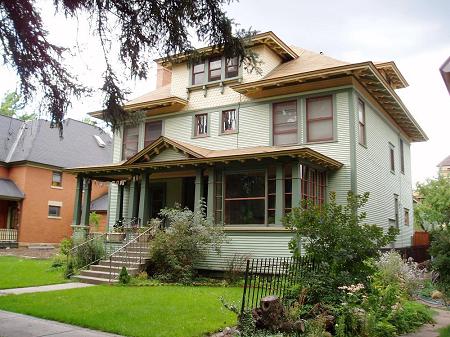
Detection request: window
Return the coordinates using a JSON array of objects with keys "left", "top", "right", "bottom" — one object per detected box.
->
[
  {"left": 194, "top": 114, "right": 208, "bottom": 137},
  {"left": 300, "top": 165, "right": 327, "bottom": 205},
  {"left": 192, "top": 61, "right": 205, "bottom": 85},
  {"left": 225, "top": 57, "right": 239, "bottom": 78},
  {"left": 208, "top": 57, "right": 222, "bottom": 82},
  {"left": 51, "top": 171, "right": 62, "bottom": 187},
  {"left": 404, "top": 208, "right": 410, "bottom": 226},
  {"left": 400, "top": 139, "right": 405, "bottom": 174},
  {"left": 306, "top": 96, "right": 333, "bottom": 142},
  {"left": 221, "top": 109, "right": 238, "bottom": 133},
  {"left": 122, "top": 125, "right": 139, "bottom": 160},
  {"left": 144, "top": 120, "right": 162, "bottom": 147},
  {"left": 394, "top": 194, "right": 399, "bottom": 228},
  {"left": 389, "top": 143, "right": 395, "bottom": 172},
  {"left": 358, "top": 99, "right": 366, "bottom": 146},
  {"left": 273, "top": 101, "right": 298, "bottom": 145},
  {"left": 267, "top": 166, "right": 276, "bottom": 224},
  {"left": 48, "top": 205, "right": 61, "bottom": 217},
  {"left": 224, "top": 172, "right": 266, "bottom": 224},
  {"left": 284, "top": 164, "right": 293, "bottom": 214}
]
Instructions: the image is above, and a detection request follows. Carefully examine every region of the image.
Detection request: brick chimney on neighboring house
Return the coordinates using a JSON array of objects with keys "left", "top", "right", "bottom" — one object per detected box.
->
[{"left": 156, "top": 64, "right": 172, "bottom": 88}]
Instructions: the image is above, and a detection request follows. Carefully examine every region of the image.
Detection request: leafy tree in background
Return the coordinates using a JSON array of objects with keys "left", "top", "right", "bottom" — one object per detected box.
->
[
  {"left": 0, "top": 91, "right": 36, "bottom": 121},
  {"left": 0, "top": 0, "right": 259, "bottom": 133},
  {"left": 414, "top": 176, "right": 450, "bottom": 231}
]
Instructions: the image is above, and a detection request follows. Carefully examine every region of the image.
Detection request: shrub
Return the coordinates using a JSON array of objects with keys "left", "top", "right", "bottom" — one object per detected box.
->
[
  {"left": 119, "top": 267, "right": 131, "bottom": 284},
  {"left": 59, "top": 237, "right": 73, "bottom": 256},
  {"left": 64, "top": 258, "right": 74, "bottom": 279},
  {"left": 375, "top": 250, "right": 425, "bottom": 296},
  {"left": 284, "top": 192, "right": 398, "bottom": 300},
  {"left": 148, "top": 203, "right": 225, "bottom": 283},
  {"left": 68, "top": 237, "right": 105, "bottom": 272},
  {"left": 225, "top": 253, "right": 251, "bottom": 285},
  {"left": 429, "top": 228, "right": 450, "bottom": 288},
  {"left": 50, "top": 254, "right": 66, "bottom": 269},
  {"left": 89, "top": 212, "right": 101, "bottom": 232},
  {"left": 387, "top": 301, "right": 434, "bottom": 334}
]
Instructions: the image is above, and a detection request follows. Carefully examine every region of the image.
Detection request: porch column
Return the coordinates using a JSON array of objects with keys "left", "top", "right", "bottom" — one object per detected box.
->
[
  {"left": 194, "top": 168, "right": 204, "bottom": 213},
  {"left": 292, "top": 163, "right": 301, "bottom": 208},
  {"left": 80, "top": 178, "right": 92, "bottom": 226},
  {"left": 127, "top": 179, "right": 139, "bottom": 219},
  {"left": 206, "top": 167, "right": 215, "bottom": 222},
  {"left": 138, "top": 171, "right": 150, "bottom": 225},
  {"left": 117, "top": 184, "right": 125, "bottom": 220},
  {"left": 275, "top": 163, "right": 284, "bottom": 225},
  {"left": 72, "top": 175, "right": 83, "bottom": 226}
]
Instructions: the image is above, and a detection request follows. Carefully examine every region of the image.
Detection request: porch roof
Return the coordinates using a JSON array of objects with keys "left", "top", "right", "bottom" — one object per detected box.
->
[
  {"left": 0, "top": 179, "right": 24, "bottom": 200},
  {"left": 65, "top": 136, "right": 343, "bottom": 178}
]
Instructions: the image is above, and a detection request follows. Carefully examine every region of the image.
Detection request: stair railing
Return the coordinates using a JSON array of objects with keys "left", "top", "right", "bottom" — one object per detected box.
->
[
  {"left": 108, "top": 223, "right": 158, "bottom": 283},
  {"left": 67, "top": 232, "right": 108, "bottom": 277}
]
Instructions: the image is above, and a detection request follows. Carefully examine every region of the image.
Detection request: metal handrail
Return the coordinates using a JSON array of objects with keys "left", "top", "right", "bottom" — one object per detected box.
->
[
  {"left": 108, "top": 224, "right": 158, "bottom": 283},
  {"left": 67, "top": 232, "right": 108, "bottom": 277}
]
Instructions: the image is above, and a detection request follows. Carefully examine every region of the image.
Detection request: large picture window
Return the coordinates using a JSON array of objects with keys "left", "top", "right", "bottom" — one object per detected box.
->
[
  {"left": 306, "top": 95, "right": 333, "bottom": 142},
  {"left": 122, "top": 125, "right": 139, "bottom": 160},
  {"left": 273, "top": 101, "right": 298, "bottom": 146},
  {"left": 224, "top": 172, "right": 266, "bottom": 225},
  {"left": 144, "top": 120, "right": 162, "bottom": 147}
]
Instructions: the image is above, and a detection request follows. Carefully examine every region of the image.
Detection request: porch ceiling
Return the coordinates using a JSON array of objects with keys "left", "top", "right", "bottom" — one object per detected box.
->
[
  {"left": 0, "top": 178, "right": 24, "bottom": 200},
  {"left": 65, "top": 140, "right": 343, "bottom": 179}
]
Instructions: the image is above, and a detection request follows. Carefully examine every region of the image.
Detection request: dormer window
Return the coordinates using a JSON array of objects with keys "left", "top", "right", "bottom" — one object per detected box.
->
[
  {"left": 192, "top": 62, "right": 205, "bottom": 85},
  {"left": 191, "top": 56, "right": 239, "bottom": 86},
  {"left": 208, "top": 57, "right": 222, "bottom": 81}
]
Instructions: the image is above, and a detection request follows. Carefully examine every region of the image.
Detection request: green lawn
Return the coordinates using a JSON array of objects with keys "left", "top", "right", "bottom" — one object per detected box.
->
[
  {"left": 440, "top": 325, "right": 450, "bottom": 337},
  {"left": 0, "top": 256, "right": 66, "bottom": 289},
  {"left": 0, "top": 285, "right": 242, "bottom": 337}
]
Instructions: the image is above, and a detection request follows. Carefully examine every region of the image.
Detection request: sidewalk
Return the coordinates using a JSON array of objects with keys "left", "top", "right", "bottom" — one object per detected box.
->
[
  {"left": 0, "top": 310, "right": 123, "bottom": 337},
  {"left": 0, "top": 282, "right": 93, "bottom": 296},
  {"left": 400, "top": 306, "right": 450, "bottom": 337}
]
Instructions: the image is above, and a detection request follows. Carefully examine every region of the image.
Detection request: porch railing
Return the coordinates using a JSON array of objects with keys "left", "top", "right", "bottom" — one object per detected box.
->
[{"left": 0, "top": 229, "right": 18, "bottom": 242}]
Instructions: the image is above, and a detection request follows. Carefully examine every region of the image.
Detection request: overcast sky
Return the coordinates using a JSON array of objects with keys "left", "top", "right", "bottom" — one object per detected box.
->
[{"left": 0, "top": 0, "right": 449, "bottom": 185}]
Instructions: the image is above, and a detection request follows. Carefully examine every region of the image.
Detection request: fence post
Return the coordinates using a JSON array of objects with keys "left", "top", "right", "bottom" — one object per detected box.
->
[{"left": 241, "top": 259, "right": 250, "bottom": 315}]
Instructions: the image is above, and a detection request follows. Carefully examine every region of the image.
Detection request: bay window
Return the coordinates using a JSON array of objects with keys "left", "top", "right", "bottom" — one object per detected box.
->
[
  {"left": 306, "top": 95, "right": 333, "bottom": 142},
  {"left": 122, "top": 125, "right": 139, "bottom": 160},
  {"left": 273, "top": 101, "right": 298, "bottom": 146}
]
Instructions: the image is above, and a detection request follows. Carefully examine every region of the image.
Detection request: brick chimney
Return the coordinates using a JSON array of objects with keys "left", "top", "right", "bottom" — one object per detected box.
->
[{"left": 156, "top": 64, "right": 172, "bottom": 88}]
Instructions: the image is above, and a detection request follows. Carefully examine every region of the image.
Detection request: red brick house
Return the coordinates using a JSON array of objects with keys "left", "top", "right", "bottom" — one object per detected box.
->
[{"left": 0, "top": 116, "right": 112, "bottom": 246}]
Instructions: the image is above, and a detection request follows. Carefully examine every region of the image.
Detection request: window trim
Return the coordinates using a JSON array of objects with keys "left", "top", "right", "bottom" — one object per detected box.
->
[
  {"left": 192, "top": 61, "right": 206, "bottom": 86},
  {"left": 389, "top": 142, "right": 395, "bottom": 173},
  {"left": 208, "top": 56, "right": 222, "bottom": 82},
  {"left": 48, "top": 201, "right": 62, "bottom": 219},
  {"left": 400, "top": 138, "right": 405, "bottom": 174},
  {"left": 404, "top": 208, "right": 410, "bottom": 226},
  {"left": 358, "top": 99, "right": 367, "bottom": 146},
  {"left": 190, "top": 56, "right": 240, "bottom": 86},
  {"left": 220, "top": 109, "right": 239, "bottom": 135},
  {"left": 272, "top": 100, "right": 298, "bottom": 146},
  {"left": 193, "top": 113, "right": 209, "bottom": 138},
  {"left": 144, "top": 120, "right": 163, "bottom": 147},
  {"left": 122, "top": 125, "right": 139, "bottom": 160},
  {"left": 51, "top": 171, "right": 63, "bottom": 188},
  {"left": 306, "top": 95, "right": 334, "bottom": 143},
  {"left": 225, "top": 57, "right": 239, "bottom": 79}
]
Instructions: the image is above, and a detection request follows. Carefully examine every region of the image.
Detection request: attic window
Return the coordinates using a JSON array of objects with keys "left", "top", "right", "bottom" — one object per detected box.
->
[
  {"left": 191, "top": 56, "right": 239, "bottom": 86},
  {"left": 93, "top": 135, "right": 106, "bottom": 148}
]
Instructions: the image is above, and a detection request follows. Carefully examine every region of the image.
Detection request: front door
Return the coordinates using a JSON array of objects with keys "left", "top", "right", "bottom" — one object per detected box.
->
[{"left": 149, "top": 183, "right": 166, "bottom": 219}]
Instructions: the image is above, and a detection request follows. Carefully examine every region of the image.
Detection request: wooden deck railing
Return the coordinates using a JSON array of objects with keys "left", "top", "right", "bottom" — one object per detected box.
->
[{"left": 0, "top": 229, "right": 18, "bottom": 242}]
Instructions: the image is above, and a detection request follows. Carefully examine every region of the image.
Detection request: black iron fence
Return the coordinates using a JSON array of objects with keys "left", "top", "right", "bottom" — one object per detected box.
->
[{"left": 240, "top": 256, "right": 317, "bottom": 314}]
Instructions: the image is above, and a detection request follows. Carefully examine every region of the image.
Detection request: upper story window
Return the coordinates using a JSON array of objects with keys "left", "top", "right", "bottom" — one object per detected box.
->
[
  {"left": 221, "top": 109, "right": 238, "bottom": 134},
  {"left": 399, "top": 138, "right": 405, "bottom": 174},
  {"left": 192, "top": 62, "right": 205, "bottom": 85},
  {"left": 358, "top": 99, "right": 366, "bottom": 146},
  {"left": 51, "top": 171, "right": 62, "bottom": 187},
  {"left": 208, "top": 57, "right": 222, "bottom": 82},
  {"left": 191, "top": 56, "right": 239, "bottom": 86},
  {"left": 273, "top": 101, "right": 298, "bottom": 146},
  {"left": 144, "top": 120, "right": 162, "bottom": 147},
  {"left": 306, "top": 95, "right": 333, "bottom": 142},
  {"left": 404, "top": 208, "right": 410, "bottom": 226},
  {"left": 389, "top": 143, "right": 395, "bottom": 172},
  {"left": 194, "top": 113, "right": 208, "bottom": 137},
  {"left": 122, "top": 125, "right": 139, "bottom": 160}
]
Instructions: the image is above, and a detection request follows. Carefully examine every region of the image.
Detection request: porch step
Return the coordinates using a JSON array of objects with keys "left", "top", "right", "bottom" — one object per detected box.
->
[
  {"left": 90, "top": 264, "right": 139, "bottom": 274},
  {"left": 79, "top": 268, "right": 139, "bottom": 279},
  {"left": 73, "top": 275, "right": 118, "bottom": 285},
  {"left": 98, "top": 260, "right": 144, "bottom": 268}
]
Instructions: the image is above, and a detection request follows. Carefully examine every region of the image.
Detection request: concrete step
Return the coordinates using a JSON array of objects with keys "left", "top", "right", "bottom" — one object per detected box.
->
[
  {"left": 110, "top": 256, "right": 149, "bottom": 263},
  {"left": 73, "top": 275, "right": 118, "bottom": 285},
  {"left": 90, "top": 264, "right": 139, "bottom": 274},
  {"left": 119, "top": 250, "right": 149, "bottom": 256},
  {"left": 98, "top": 260, "right": 144, "bottom": 268},
  {"left": 79, "top": 268, "right": 139, "bottom": 279}
]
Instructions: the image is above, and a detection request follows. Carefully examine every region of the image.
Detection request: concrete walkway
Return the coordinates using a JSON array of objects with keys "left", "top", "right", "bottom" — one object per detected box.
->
[
  {"left": 0, "top": 283, "right": 93, "bottom": 296},
  {"left": 0, "top": 310, "right": 123, "bottom": 337},
  {"left": 400, "top": 306, "right": 450, "bottom": 337}
]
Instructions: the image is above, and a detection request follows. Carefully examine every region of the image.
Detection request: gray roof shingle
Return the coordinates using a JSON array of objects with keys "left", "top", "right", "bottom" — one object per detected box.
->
[
  {"left": 0, "top": 178, "right": 24, "bottom": 200},
  {"left": 0, "top": 116, "right": 112, "bottom": 168},
  {"left": 90, "top": 193, "right": 108, "bottom": 212},
  {"left": 438, "top": 155, "right": 450, "bottom": 167}
]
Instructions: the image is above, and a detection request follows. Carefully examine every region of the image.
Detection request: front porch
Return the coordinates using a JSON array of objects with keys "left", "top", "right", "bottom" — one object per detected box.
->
[
  {"left": 67, "top": 137, "right": 342, "bottom": 247},
  {"left": 0, "top": 179, "right": 23, "bottom": 248}
]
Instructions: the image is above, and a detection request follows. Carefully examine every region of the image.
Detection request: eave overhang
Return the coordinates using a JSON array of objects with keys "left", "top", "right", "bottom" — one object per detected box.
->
[
  {"left": 231, "top": 62, "right": 428, "bottom": 142},
  {"left": 440, "top": 56, "right": 450, "bottom": 95},
  {"left": 153, "top": 31, "right": 298, "bottom": 67},
  {"left": 374, "top": 61, "right": 409, "bottom": 89},
  {"left": 65, "top": 146, "right": 343, "bottom": 179},
  {"left": 89, "top": 97, "right": 188, "bottom": 120}
]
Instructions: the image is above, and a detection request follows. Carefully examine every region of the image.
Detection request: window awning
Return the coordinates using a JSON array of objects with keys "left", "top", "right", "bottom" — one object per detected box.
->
[{"left": 0, "top": 179, "right": 24, "bottom": 200}]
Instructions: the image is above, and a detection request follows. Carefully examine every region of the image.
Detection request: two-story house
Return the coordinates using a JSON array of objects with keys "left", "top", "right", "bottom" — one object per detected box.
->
[
  {"left": 67, "top": 32, "right": 427, "bottom": 270},
  {"left": 0, "top": 116, "right": 111, "bottom": 247}
]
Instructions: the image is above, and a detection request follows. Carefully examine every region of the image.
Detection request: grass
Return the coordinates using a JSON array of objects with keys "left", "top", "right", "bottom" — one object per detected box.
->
[
  {"left": 440, "top": 325, "right": 450, "bottom": 337},
  {"left": 0, "top": 256, "right": 66, "bottom": 289},
  {"left": 0, "top": 285, "right": 242, "bottom": 337}
]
